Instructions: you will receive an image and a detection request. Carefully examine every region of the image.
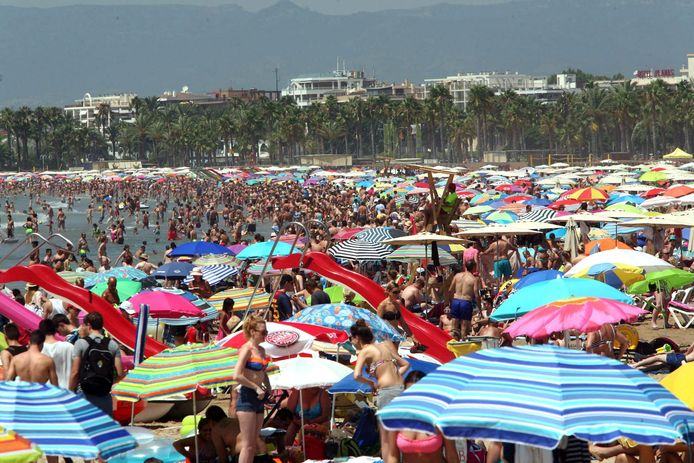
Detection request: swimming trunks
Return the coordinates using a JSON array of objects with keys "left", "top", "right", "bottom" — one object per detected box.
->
[
  {"left": 382, "top": 310, "right": 401, "bottom": 321},
  {"left": 493, "top": 259, "right": 512, "bottom": 279},
  {"left": 450, "top": 298, "right": 474, "bottom": 321},
  {"left": 666, "top": 352, "right": 686, "bottom": 368}
]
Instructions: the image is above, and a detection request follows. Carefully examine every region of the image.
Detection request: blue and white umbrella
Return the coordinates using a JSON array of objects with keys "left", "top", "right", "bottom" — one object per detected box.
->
[
  {"left": 378, "top": 345, "right": 694, "bottom": 449},
  {"left": 0, "top": 381, "right": 136, "bottom": 459},
  {"left": 183, "top": 264, "right": 238, "bottom": 286},
  {"left": 287, "top": 303, "right": 405, "bottom": 342}
]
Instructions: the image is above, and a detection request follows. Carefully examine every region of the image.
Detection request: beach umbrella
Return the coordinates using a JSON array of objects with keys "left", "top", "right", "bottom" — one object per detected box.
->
[
  {"left": 513, "top": 269, "right": 564, "bottom": 291},
  {"left": 354, "top": 227, "right": 408, "bottom": 243},
  {"left": 383, "top": 232, "right": 468, "bottom": 246},
  {"left": 287, "top": 303, "right": 405, "bottom": 342},
  {"left": 322, "top": 286, "right": 367, "bottom": 305},
  {"left": 386, "top": 245, "right": 457, "bottom": 265},
  {"left": 83, "top": 267, "right": 150, "bottom": 287},
  {"left": 151, "top": 287, "right": 218, "bottom": 324},
  {"left": 270, "top": 357, "right": 353, "bottom": 454},
  {"left": 663, "top": 185, "right": 694, "bottom": 198},
  {"left": 246, "top": 260, "right": 284, "bottom": 276},
  {"left": 235, "top": 241, "right": 299, "bottom": 260},
  {"left": 226, "top": 243, "right": 247, "bottom": 255},
  {"left": 378, "top": 345, "right": 694, "bottom": 449},
  {"left": 183, "top": 264, "right": 238, "bottom": 286},
  {"left": 491, "top": 278, "right": 633, "bottom": 321},
  {"left": 194, "top": 254, "right": 239, "bottom": 266},
  {"left": 504, "top": 297, "right": 647, "bottom": 339},
  {"left": 627, "top": 268, "right": 694, "bottom": 295},
  {"left": 564, "top": 187, "right": 609, "bottom": 202},
  {"left": 455, "top": 224, "right": 542, "bottom": 238},
  {"left": 90, "top": 280, "right": 142, "bottom": 302},
  {"left": 169, "top": 241, "right": 235, "bottom": 257},
  {"left": 328, "top": 239, "right": 392, "bottom": 261},
  {"left": 661, "top": 363, "right": 694, "bottom": 411},
  {"left": 570, "top": 262, "right": 645, "bottom": 289},
  {"left": 565, "top": 249, "right": 674, "bottom": 277},
  {"left": 152, "top": 261, "right": 195, "bottom": 279},
  {"left": 519, "top": 208, "right": 557, "bottom": 222},
  {"left": 584, "top": 239, "right": 632, "bottom": 255},
  {"left": 464, "top": 205, "right": 494, "bottom": 215},
  {"left": 58, "top": 270, "right": 95, "bottom": 284},
  {"left": 0, "top": 381, "right": 136, "bottom": 459},
  {"left": 483, "top": 210, "right": 519, "bottom": 224},
  {"left": 127, "top": 290, "right": 205, "bottom": 319},
  {"left": 207, "top": 287, "right": 271, "bottom": 312},
  {"left": 332, "top": 227, "right": 366, "bottom": 240},
  {"left": 640, "top": 171, "right": 668, "bottom": 183},
  {"left": 0, "top": 425, "right": 43, "bottom": 463}
]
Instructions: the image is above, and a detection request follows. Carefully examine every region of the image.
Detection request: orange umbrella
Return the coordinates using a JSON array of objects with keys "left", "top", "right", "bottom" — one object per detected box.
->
[
  {"left": 584, "top": 239, "right": 632, "bottom": 255},
  {"left": 663, "top": 185, "right": 694, "bottom": 198}
]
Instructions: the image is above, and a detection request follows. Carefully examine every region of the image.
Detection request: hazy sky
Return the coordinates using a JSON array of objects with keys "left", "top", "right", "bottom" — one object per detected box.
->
[{"left": 0, "top": 0, "right": 510, "bottom": 14}]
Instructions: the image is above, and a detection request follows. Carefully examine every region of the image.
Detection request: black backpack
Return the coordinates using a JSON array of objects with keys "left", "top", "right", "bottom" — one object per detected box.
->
[{"left": 79, "top": 337, "right": 115, "bottom": 395}]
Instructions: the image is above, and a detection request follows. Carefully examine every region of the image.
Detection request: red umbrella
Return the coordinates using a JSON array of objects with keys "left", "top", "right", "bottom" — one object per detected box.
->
[
  {"left": 332, "top": 228, "right": 366, "bottom": 241},
  {"left": 514, "top": 179, "right": 532, "bottom": 187},
  {"left": 503, "top": 194, "right": 533, "bottom": 203},
  {"left": 548, "top": 199, "right": 581, "bottom": 210},
  {"left": 642, "top": 188, "right": 665, "bottom": 198},
  {"left": 414, "top": 181, "right": 430, "bottom": 188},
  {"left": 495, "top": 184, "right": 516, "bottom": 193},
  {"left": 457, "top": 190, "right": 479, "bottom": 199}
]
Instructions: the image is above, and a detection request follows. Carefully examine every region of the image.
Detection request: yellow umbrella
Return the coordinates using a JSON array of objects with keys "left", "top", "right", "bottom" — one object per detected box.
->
[{"left": 661, "top": 362, "right": 694, "bottom": 410}]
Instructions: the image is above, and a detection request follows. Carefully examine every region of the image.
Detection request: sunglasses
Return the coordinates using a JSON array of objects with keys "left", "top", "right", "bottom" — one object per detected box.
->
[{"left": 255, "top": 329, "right": 269, "bottom": 335}]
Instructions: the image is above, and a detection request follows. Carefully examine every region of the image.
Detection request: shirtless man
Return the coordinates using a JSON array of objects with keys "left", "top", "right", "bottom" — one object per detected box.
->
[
  {"left": 135, "top": 253, "right": 156, "bottom": 275},
  {"left": 438, "top": 307, "right": 460, "bottom": 340},
  {"left": 211, "top": 416, "right": 244, "bottom": 463},
  {"left": 7, "top": 331, "right": 58, "bottom": 385},
  {"left": 481, "top": 235, "right": 517, "bottom": 282},
  {"left": 448, "top": 260, "right": 481, "bottom": 338},
  {"left": 102, "top": 277, "right": 121, "bottom": 306},
  {"left": 401, "top": 278, "right": 426, "bottom": 313}
]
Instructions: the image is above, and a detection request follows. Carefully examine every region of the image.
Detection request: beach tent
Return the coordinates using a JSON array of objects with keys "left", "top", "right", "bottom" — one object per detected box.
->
[{"left": 663, "top": 148, "right": 693, "bottom": 160}]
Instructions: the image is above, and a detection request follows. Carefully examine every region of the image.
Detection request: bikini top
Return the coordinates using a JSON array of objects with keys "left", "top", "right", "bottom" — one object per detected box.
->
[
  {"left": 396, "top": 433, "right": 443, "bottom": 454},
  {"left": 245, "top": 356, "right": 270, "bottom": 372},
  {"left": 368, "top": 357, "right": 396, "bottom": 376},
  {"left": 295, "top": 400, "right": 322, "bottom": 420}
]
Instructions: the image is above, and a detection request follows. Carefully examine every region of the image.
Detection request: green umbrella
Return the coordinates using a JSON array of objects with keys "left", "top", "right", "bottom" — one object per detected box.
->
[
  {"left": 639, "top": 171, "right": 667, "bottom": 183},
  {"left": 465, "top": 205, "right": 494, "bottom": 215},
  {"left": 318, "top": 286, "right": 366, "bottom": 305},
  {"left": 627, "top": 268, "right": 694, "bottom": 295},
  {"left": 58, "top": 270, "right": 95, "bottom": 284},
  {"left": 90, "top": 280, "right": 142, "bottom": 302}
]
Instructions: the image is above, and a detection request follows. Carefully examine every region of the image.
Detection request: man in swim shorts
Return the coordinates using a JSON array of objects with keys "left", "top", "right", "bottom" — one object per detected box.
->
[{"left": 448, "top": 260, "right": 481, "bottom": 338}]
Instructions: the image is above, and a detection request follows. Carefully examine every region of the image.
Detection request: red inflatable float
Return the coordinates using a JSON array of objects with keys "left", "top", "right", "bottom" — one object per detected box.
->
[
  {"left": 0, "top": 265, "right": 168, "bottom": 357},
  {"left": 272, "top": 251, "right": 454, "bottom": 363}
]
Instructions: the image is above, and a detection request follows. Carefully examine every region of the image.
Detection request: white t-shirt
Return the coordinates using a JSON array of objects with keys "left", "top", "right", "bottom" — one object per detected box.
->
[
  {"left": 42, "top": 341, "right": 74, "bottom": 389},
  {"left": 49, "top": 299, "right": 67, "bottom": 317}
]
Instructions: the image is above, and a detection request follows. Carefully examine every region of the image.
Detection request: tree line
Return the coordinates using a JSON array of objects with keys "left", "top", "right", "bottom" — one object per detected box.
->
[{"left": 1, "top": 78, "right": 693, "bottom": 170}]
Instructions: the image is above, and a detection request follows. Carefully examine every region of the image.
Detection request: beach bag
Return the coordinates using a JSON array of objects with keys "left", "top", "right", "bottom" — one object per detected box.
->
[
  {"left": 336, "top": 438, "right": 361, "bottom": 458},
  {"left": 466, "top": 441, "right": 486, "bottom": 463},
  {"left": 352, "top": 408, "right": 379, "bottom": 448},
  {"left": 79, "top": 337, "right": 115, "bottom": 395}
]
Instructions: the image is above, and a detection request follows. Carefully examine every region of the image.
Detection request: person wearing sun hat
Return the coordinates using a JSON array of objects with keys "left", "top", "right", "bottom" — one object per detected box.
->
[
  {"left": 135, "top": 252, "right": 156, "bottom": 275},
  {"left": 187, "top": 267, "right": 212, "bottom": 298}
]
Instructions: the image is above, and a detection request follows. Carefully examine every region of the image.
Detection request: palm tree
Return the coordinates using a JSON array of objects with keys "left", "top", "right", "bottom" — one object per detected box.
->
[
  {"left": 427, "top": 85, "right": 453, "bottom": 159},
  {"left": 467, "top": 85, "right": 495, "bottom": 155},
  {"left": 607, "top": 80, "right": 639, "bottom": 153},
  {"left": 642, "top": 79, "right": 670, "bottom": 155}
]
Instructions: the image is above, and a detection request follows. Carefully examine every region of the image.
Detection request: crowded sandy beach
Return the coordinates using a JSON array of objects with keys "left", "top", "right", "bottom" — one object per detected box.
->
[{"left": 0, "top": 160, "right": 692, "bottom": 463}]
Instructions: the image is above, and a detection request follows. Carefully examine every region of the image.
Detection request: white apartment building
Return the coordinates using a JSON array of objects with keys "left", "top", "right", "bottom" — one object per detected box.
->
[
  {"left": 424, "top": 72, "right": 576, "bottom": 109},
  {"left": 64, "top": 93, "right": 137, "bottom": 128},
  {"left": 282, "top": 68, "right": 375, "bottom": 107}
]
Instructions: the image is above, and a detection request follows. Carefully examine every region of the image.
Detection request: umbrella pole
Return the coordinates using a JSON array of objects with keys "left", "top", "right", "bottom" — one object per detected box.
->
[
  {"left": 300, "top": 388, "right": 306, "bottom": 459},
  {"left": 130, "top": 401, "right": 135, "bottom": 425},
  {"left": 330, "top": 345, "right": 340, "bottom": 430}
]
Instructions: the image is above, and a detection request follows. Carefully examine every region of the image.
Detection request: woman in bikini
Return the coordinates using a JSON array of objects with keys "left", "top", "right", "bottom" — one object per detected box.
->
[
  {"left": 585, "top": 323, "right": 629, "bottom": 359},
  {"left": 234, "top": 316, "right": 272, "bottom": 463},
  {"left": 377, "top": 283, "right": 413, "bottom": 340},
  {"left": 283, "top": 386, "right": 331, "bottom": 446},
  {"left": 352, "top": 319, "right": 410, "bottom": 463},
  {"left": 396, "top": 371, "right": 459, "bottom": 463}
]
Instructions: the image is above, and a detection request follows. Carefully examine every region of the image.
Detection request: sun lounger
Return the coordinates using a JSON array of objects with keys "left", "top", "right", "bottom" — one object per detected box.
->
[{"left": 666, "top": 300, "right": 694, "bottom": 329}]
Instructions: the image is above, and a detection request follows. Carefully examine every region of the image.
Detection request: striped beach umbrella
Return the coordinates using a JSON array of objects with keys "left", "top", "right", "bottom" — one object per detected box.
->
[
  {"left": 84, "top": 267, "right": 149, "bottom": 288},
  {"left": 0, "top": 381, "right": 136, "bottom": 460},
  {"left": 354, "top": 227, "right": 407, "bottom": 243},
  {"left": 288, "top": 303, "right": 405, "bottom": 342},
  {"left": 247, "top": 260, "right": 284, "bottom": 276},
  {"left": 0, "top": 426, "right": 42, "bottom": 463},
  {"left": 194, "top": 254, "right": 240, "bottom": 266},
  {"left": 207, "top": 287, "right": 272, "bottom": 312},
  {"left": 183, "top": 264, "right": 238, "bottom": 285},
  {"left": 519, "top": 208, "right": 557, "bottom": 223},
  {"left": 378, "top": 345, "right": 694, "bottom": 449},
  {"left": 386, "top": 245, "right": 458, "bottom": 266},
  {"left": 112, "top": 344, "right": 249, "bottom": 401},
  {"left": 328, "top": 239, "right": 392, "bottom": 261}
]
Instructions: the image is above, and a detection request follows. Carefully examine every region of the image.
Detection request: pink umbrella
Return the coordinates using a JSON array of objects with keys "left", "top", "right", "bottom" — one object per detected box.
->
[
  {"left": 504, "top": 296, "right": 646, "bottom": 339},
  {"left": 332, "top": 228, "right": 365, "bottom": 241},
  {"left": 128, "top": 291, "right": 205, "bottom": 319}
]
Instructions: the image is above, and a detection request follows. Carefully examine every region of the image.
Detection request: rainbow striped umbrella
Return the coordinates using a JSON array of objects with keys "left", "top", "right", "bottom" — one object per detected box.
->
[
  {"left": 379, "top": 345, "right": 694, "bottom": 449},
  {"left": 0, "top": 426, "right": 42, "bottom": 463},
  {"left": 207, "top": 287, "right": 272, "bottom": 312},
  {"left": 0, "top": 381, "right": 136, "bottom": 459},
  {"left": 112, "top": 344, "right": 247, "bottom": 401}
]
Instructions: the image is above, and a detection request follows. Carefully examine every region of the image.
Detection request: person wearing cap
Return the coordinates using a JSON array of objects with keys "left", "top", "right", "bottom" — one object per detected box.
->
[
  {"left": 188, "top": 267, "right": 212, "bottom": 299},
  {"left": 135, "top": 252, "right": 156, "bottom": 275}
]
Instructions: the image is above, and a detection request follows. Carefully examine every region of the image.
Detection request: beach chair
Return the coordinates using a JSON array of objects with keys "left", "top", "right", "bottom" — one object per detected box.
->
[{"left": 666, "top": 300, "right": 694, "bottom": 329}]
